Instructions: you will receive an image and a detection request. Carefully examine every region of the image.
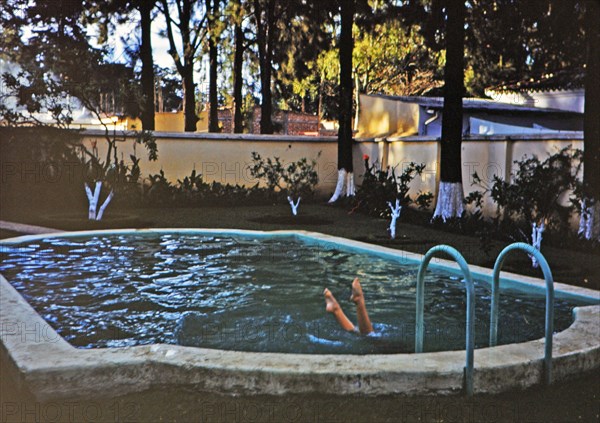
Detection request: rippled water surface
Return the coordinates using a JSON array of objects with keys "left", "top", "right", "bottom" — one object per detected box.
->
[{"left": 0, "top": 233, "right": 588, "bottom": 354}]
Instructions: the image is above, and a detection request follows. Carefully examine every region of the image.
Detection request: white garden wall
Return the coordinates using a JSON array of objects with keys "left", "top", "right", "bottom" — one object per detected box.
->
[{"left": 81, "top": 130, "right": 583, "bottom": 217}]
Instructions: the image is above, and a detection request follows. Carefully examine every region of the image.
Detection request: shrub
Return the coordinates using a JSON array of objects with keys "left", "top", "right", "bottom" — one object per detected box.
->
[
  {"left": 144, "top": 169, "right": 176, "bottom": 206},
  {"left": 249, "top": 152, "right": 320, "bottom": 199},
  {"left": 466, "top": 147, "right": 583, "bottom": 235},
  {"left": 353, "top": 155, "right": 433, "bottom": 218},
  {"left": 143, "top": 168, "right": 272, "bottom": 207},
  {"left": 108, "top": 155, "right": 144, "bottom": 207},
  {"left": 175, "top": 169, "right": 205, "bottom": 204}
]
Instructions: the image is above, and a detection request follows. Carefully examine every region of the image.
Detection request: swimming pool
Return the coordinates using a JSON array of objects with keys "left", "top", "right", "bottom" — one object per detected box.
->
[
  {"left": 1, "top": 229, "right": 598, "bottom": 399},
  {"left": 0, "top": 232, "right": 590, "bottom": 354}
]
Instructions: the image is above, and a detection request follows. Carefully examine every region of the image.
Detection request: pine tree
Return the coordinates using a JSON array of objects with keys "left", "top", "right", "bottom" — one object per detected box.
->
[
  {"left": 328, "top": 0, "right": 356, "bottom": 202},
  {"left": 159, "top": 0, "right": 208, "bottom": 132},
  {"left": 432, "top": 0, "right": 466, "bottom": 220},
  {"left": 252, "top": 0, "right": 275, "bottom": 133},
  {"left": 206, "top": 0, "right": 221, "bottom": 132}
]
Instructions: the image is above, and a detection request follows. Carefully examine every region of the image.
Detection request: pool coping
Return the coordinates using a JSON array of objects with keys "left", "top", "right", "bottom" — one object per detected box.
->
[{"left": 1, "top": 228, "right": 599, "bottom": 400}]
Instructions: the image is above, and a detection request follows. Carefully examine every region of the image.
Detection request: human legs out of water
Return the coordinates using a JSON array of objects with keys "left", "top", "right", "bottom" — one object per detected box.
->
[
  {"left": 324, "top": 278, "right": 374, "bottom": 335},
  {"left": 350, "top": 277, "right": 374, "bottom": 334},
  {"left": 323, "top": 288, "right": 355, "bottom": 331}
]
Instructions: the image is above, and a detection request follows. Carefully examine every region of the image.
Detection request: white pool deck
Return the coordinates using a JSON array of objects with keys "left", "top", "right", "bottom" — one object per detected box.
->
[{"left": 1, "top": 228, "right": 599, "bottom": 400}]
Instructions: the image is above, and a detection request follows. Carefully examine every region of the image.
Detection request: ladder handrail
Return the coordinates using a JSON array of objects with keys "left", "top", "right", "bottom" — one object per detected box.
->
[
  {"left": 490, "top": 242, "right": 555, "bottom": 385},
  {"left": 415, "top": 245, "right": 475, "bottom": 396}
]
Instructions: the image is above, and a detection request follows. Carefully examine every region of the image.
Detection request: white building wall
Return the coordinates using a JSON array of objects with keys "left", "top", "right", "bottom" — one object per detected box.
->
[{"left": 486, "top": 89, "right": 585, "bottom": 113}]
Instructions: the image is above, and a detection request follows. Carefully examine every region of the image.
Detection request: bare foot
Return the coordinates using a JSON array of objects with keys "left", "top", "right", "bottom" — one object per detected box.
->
[
  {"left": 324, "top": 288, "right": 341, "bottom": 313},
  {"left": 350, "top": 278, "right": 365, "bottom": 304},
  {"left": 324, "top": 288, "right": 355, "bottom": 332}
]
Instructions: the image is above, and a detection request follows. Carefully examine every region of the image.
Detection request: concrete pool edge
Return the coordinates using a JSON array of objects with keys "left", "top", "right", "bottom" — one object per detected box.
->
[{"left": 1, "top": 228, "right": 599, "bottom": 400}]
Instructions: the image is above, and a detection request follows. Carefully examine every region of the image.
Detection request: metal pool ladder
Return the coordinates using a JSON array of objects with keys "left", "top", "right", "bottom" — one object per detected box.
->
[
  {"left": 415, "top": 243, "right": 556, "bottom": 397},
  {"left": 490, "top": 242, "right": 555, "bottom": 386},
  {"left": 415, "top": 245, "right": 475, "bottom": 396}
]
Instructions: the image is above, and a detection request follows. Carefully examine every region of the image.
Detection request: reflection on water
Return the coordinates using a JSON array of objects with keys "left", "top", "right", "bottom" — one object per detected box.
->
[{"left": 0, "top": 233, "right": 586, "bottom": 354}]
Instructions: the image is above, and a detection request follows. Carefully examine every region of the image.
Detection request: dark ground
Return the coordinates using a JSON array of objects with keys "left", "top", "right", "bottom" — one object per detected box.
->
[{"left": 1, "top": 203, "right": 599, "bottom": 422}]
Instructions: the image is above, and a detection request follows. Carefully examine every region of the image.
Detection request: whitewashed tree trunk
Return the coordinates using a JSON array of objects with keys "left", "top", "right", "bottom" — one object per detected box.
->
[
  {"left": 96, "top": 190, "right": 114, "bottom": 220},
  {"left": 85, "top": 181, "right": 102, "bottom": 220},
  {"left": 328, "top": 169, "right": 355, "bottom": 203},
  {"left": 287, "top": 196, "right": 301, "bottom": 216},
  {"left": 84, "top": 181, "right": 113, "bottom": 221},
  {"left": 432, "top": 182, "right": 464, "bottom": 221},
  {"left": 387, "top": 199, "right": 402, "bottom": 239},
  {"left": 345, "top": 171, "right": 355, "bottom": 197},
  {"left": 84, "top": 183, "right": 95, "bottom": 219},
  {"left": 579, "top": 199, "right": 600, "bottom": 241},
  {"left": 530, "top": 221, "right": 545, "bottom": 268}
]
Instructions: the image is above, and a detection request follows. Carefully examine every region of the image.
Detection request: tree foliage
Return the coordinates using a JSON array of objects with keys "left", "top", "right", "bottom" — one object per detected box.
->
[
  {"left": 0, "top": 0, "right": 588, "bottom": 130},
  {"left": 400, "top": 0, "right": 586, "bottom": 96},
  {"left": 0, "top": 0, "right": 144, "bottom": 127},
  {"left": 353, "top": 17, "right": 443, "bottom": 96}
]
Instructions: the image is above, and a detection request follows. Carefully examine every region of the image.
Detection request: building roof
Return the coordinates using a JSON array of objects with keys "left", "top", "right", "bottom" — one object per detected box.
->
[
  {"left": 368, "top": 94, "right": 581, "bottom": 115},
  {"left": 486, "top": 69, "right": 585, "bottom": 93}
]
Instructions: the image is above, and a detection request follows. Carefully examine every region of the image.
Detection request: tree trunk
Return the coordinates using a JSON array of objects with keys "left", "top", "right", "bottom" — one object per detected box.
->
[
  {"left": 255, "top": 0, "right": 274, "bottom": 134},
  {"left": 139, "top": 0, "right": 155, "bottom": 130},
  {"left": 580, "top": 0, "right": 600, "bottom": 240},
  {"left": 338, "top": 0, "right": 354, "bottom": 174},
  {"left": 182, "top": 64, "right": 198, "bottom": 132},
  {"left": 233, "top": 20, "right": 244, "bottom": 133},
  {"left": 317, "top": 73, "right": 323, "bottom": 126},
  {"left": 353, "top": 72, "right": 360, "bottom": 132},
  {"left": 328, "top": 0, "right": 355, "bottom": 203},
  {"left": 207, "top": 0, "right": 220, "bottom": 132},
  {"left": 180, "top": 0, "right": 197, "bottom": 132},
  {"left": 433, "top": 0, "right": 465, "bottom": 221}
]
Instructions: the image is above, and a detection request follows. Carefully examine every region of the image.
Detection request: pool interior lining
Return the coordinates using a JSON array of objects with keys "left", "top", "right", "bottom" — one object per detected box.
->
[{"left": 1, "top": 230, "right": 593, "bottom": 353}]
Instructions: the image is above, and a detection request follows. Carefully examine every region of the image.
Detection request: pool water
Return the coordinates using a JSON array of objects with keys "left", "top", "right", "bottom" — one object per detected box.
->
[{"left": 0, "top": 233, "right": 587, "bottom": 354}]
